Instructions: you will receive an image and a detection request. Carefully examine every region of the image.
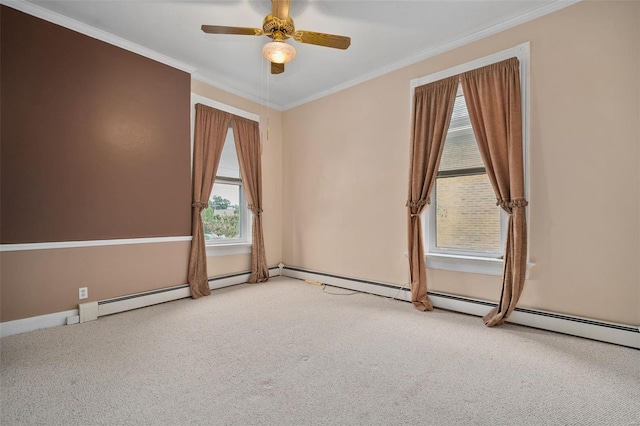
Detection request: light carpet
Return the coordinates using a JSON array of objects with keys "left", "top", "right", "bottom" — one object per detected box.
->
[{"left": 1, "top": 277, "right": 639, "bottom": 425}]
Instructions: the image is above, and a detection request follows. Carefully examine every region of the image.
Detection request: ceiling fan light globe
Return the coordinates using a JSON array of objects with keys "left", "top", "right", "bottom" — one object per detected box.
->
[{"left": 262, "top": 41, "right": 296, "bottom": 64}]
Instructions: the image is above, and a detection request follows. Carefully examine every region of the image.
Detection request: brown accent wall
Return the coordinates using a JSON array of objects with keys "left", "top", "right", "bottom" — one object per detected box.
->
[{"left": 0, "top": 5, "right": 191, "bottom": 244}]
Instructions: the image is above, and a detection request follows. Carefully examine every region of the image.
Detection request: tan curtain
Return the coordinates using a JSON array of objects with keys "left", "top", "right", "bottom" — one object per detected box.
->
[
  {"left": 231, "top": 116, "right": 269, "bottom": 283},
  {"left": 407, "top": 76, "right": 459, "bottom": 311},
  {"left": 188, "top": 104, "right": 231, "bottom": 298},
  {"left": 460, "top": 57, "right": 528, "bottom": 326}
]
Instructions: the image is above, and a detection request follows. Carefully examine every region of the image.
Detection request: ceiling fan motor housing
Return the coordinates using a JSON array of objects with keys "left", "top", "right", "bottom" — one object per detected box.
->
[{"left": 263, "top": 14, "right": 295, "bottom": 38}]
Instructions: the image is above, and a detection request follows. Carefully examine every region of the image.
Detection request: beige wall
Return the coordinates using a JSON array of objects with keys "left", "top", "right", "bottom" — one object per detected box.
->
[
  {"left": 191, "top": 80, "right": 283, "bottom": 277},
  {"left": 282, "top": 1, "right": 640, "bottom": 325},
  {"left": 0, "top": 242, "right": 191, "bottom": 321}
]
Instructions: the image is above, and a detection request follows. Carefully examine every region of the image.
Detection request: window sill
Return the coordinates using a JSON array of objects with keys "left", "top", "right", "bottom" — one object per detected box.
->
[
  {"left": 206, "top": 243, "right": 252, "bottom": 257},
  {"left": 426, "top": 253, "right": 535, "bottom": 278}
]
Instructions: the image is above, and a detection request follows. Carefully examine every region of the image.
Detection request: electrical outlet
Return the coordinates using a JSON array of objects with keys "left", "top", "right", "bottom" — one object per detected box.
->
[{"left": 79, "top": 287, "right": 88, "bottom": 300}]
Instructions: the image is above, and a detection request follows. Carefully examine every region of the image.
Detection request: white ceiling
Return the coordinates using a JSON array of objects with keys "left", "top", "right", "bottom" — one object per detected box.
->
[{"left": 11, "top": 0, "right": 576, "bottom": 110}]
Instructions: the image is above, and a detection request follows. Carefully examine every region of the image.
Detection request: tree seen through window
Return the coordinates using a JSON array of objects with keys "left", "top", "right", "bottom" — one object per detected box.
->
[{"left": 203, "top": 187, "right": 240, "bottom": 240}]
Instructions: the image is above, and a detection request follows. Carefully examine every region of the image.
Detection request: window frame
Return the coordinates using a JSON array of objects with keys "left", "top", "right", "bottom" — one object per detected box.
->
[
  {"left": 190, "top": 93, "right": 259, "bottom": 257},
  {"left": 409, "top": 42, "right": 531, "bottom": 276},
  {"left": 427, "top": 85, "right": 507, "bottom": 259},
  {"left": 207, "top": 173, "right": 250, "bottom": 247}
]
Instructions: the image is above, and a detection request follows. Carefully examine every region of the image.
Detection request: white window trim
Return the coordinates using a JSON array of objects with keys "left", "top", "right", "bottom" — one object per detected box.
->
[
  {"left": 206, "top": 242, "right": 252, "bottom": 257},
  {"left": 426, "top": 200, "right": 506, "bottom": 260},
  {"left": 190, "top": 93, "right": 259, "bottom": 257},
  {"left": 205, "top": 176, "right": 252, "bottom": 256},
  {"left": 426, "top": 253, "right": 535, "bottom": 278},
  {"left": 410, "top": 42, "right": 532, "bottom": 276}
]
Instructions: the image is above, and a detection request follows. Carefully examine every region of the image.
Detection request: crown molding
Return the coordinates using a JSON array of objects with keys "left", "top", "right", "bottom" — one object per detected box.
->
[
  {"left": 281, "top": 0, "right": 580, "bottom": 110},
  {"left": 1, "top": 0, "right": 196, "bottom": 74},
  {"left": 191, "top": 73, "right": 284, "bottom": 112}
]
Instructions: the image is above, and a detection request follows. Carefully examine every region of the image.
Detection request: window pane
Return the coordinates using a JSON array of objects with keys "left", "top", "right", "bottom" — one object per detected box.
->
[
  {"left": 438, "top": 93, "right": 485, "bottom": 172},
  {"left": 217, "top": 128, "right": 240, "bottom": 179},
  {"left": 435, "top": 174, "right": 501, "bottom": 252},
  {"left": 203, "top": 183, "right": 241, "bottom": 241}
]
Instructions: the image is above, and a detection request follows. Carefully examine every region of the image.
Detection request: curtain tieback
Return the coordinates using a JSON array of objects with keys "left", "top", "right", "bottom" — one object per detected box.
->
[
  {"left": 406, "top": 198, "right": 429, "bottom": 208},
  {"left": 249, "top": 205, "right": 263, "bottom": 216},
  {"left": 410, "top": 214, "right": 420, "bottom": 217},
  {"left": 192, "top": 201, "right": 208, "bottom": 210},
  {"left": 496, "top": 198, "right": 529, "bottom": 209}
]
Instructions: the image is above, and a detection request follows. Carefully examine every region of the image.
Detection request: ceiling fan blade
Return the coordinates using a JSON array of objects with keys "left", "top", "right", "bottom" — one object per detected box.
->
[
  {"left": 293, "top": 30, "right": 351, "bottom": 50},
  {"left": 201, "top": 25, "right": 263, "bottom": 36},
  {"left": 271, "top": 62, "right": 285, "bottom": 74},
  {"left": 272, "top": 0, "right": 290, "bottom": 19}
]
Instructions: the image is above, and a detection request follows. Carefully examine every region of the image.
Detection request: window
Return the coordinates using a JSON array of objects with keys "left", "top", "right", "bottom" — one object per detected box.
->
[
  {"left": 411, "top": 42, "right": 530, "bottom": 276},
  {"left": 428, "top": 85, "right": 505, "bottom": 258},
  {"left": 202, "top": 127, "right": 251, "bottom": 253},
  {"left": 190, "top": 93, "right": 259, "bottom": 257}
]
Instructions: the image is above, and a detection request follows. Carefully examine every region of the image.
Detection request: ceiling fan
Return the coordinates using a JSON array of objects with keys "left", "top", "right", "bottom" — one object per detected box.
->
[{"left": 201, "top": 0, "right": 351, "bottom": 74}]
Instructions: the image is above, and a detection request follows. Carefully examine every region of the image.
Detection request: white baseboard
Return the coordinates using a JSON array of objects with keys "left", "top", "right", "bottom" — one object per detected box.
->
[
  {"left": 98, "top": 267, "right": 281, "bottom": 317},
  {"left": 1, "top": 267, "right": 281, "bottom": 337},
  {"left": 6, "top": 266, "right": 636, "bottom": 348},
  {"left": 97, "top": 285, "right": 192, "bottom": 318},
  {"left": 0, "top": 309, "right": 79, "bottom": 338},
  {"left": 282, "top": 266, "right": 640, "bottom": 349}
]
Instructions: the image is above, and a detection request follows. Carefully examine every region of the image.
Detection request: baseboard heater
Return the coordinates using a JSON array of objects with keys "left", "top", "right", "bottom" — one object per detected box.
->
[
  {"left": 282, "top": 266, "right": 640, "bottom": 350},
  {"left": 87, "top": 267, "right": 281, "bottom": 319}
]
